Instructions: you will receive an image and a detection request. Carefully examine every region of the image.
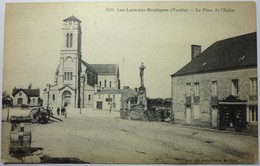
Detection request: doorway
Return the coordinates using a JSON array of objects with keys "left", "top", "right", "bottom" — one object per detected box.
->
[
  {"left": 186, "top": 106, "right": 191, "bottom": 125},
  {"left": 62, "top": 91, "right": 71, "bottom": 107},
  {"left": 219, "top": 104, "right": 246, "bottom": 131},
  {"left": 96, "top": 101, "right": 103, "bottom": 109}
]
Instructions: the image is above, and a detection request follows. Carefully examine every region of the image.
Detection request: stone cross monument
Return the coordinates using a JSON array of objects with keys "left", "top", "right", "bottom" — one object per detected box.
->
[
  {"left": 138, "top": 62, "right": 147, "bottom": 110},
  {"left": 139, "top": 62, "right": 146, "bottom": 87}
]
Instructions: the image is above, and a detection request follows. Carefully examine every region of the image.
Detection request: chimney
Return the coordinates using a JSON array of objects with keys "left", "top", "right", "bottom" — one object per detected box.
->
[{"left": 191, "top": 45, "right": 201, "bottom": 60}]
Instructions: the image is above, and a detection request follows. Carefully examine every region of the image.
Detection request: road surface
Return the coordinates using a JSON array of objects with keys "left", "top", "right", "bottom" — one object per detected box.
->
[{"left": 1, "top": 108, "right": 258, "bottom": 164}]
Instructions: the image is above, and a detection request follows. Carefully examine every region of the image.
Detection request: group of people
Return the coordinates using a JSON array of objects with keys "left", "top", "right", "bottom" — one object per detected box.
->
[{"left": 56, "top": 104, "right": 67, "bottom": 118}]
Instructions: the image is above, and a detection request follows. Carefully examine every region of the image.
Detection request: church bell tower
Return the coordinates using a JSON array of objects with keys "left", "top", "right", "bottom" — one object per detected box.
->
[{"left": 57, "top": 15, "right": 82, "bottom": 108}]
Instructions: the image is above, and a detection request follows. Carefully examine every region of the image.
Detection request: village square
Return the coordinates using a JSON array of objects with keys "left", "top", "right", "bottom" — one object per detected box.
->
[{"left": 1, "top": 2, "right": 258, "bottom": 164}]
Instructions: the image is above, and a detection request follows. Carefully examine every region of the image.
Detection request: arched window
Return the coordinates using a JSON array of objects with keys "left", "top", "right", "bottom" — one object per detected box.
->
[
  {"left": 88, "top": 94, "right": 91, "bottom": 101},
  {"left": 70, "top": 72, "right": 73, "bottom": 80},
  {"left": 70, "top": 33, "right": 73, "bottom": 47},
  {"left": 99, "top": 81, "right": 102, "bottom": 87},
  {"left": 64, "top": 72, "right": 67, "bottom": 80},
  {"left": 104, "top": 80, "right": 107, "bottom": 87},
  {"left": 67, "top": 72, "right": 69, "bottom": 80},
  {"left": 66, "top": 33, "right": 69, "bottom": 48},
  {"left": 109, "top": 81, "right": 112, "bottom": 87},
  {"left": 52, "top": 94, "right": 55, "bottom": 101}
]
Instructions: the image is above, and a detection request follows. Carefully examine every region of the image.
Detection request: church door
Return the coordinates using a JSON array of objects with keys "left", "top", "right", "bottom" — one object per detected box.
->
[{"left": 62, "top": 91, "right": 72, "bottom": 107}]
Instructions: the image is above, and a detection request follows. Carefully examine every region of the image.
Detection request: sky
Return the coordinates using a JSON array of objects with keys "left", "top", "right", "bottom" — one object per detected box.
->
[{"left": 1, "top": 1, "right": 257, "bottom": 98}]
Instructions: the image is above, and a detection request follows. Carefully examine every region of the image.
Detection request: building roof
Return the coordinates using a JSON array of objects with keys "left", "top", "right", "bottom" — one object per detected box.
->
[
  {"left": 63, "top": 15, "right": 81, "bottom": 23},
  {"left": 96, "top": 89, "right": 125, "bottom": 94},
  {"left": 82, "top": 60, "right": 97, "bottom": 74},
  {"left": 90, "top": 64, "right": 118, "bottom": 75},
  {"left": 12, "top": 88, "right": 40, "bottom": 97},
  {"left": 172, "top": 32, "right": 257, "bottom": 77}
]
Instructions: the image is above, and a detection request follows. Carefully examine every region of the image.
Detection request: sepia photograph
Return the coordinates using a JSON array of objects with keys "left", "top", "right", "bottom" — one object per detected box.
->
[{"left": 0, "top": 1, "right": 258, "bottom": 164}]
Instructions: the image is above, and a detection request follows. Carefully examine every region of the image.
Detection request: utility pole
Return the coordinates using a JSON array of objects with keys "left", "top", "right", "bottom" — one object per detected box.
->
[
  {"left": 80, "top": 73, "right": 85, "bottom": 114},
  {"left": 46, "top": 84, "right": 50, "bottom": 109}
]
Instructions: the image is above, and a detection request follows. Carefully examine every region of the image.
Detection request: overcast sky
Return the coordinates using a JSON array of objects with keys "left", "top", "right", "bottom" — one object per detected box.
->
[{"left": 2, "top": 1, "right": 256, "bottom": 98}]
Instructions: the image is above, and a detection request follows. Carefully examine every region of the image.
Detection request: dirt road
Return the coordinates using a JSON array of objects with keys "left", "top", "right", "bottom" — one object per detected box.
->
[{"left": 1, "top": 108, "right": 258, "bottom": 164}]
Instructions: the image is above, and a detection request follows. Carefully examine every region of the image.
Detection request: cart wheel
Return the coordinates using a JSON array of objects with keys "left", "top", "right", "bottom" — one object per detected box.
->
[{"left": 29, "top": 108, "right": 40, "bottom": 123}]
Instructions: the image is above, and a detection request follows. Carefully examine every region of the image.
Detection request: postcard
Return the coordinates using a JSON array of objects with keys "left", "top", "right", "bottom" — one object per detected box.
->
[{"left": 1, "top": 1, "right": 258, "bottom": 164}]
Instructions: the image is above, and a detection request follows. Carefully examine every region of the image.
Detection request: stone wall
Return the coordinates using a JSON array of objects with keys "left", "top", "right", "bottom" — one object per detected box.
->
[{"left": 120, "top": 97, "right": 172, "bottom": 122}]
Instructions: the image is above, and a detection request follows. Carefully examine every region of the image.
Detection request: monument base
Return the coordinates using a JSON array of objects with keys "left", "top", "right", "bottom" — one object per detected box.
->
[{"left": 137, "top": 86, "right": 147, "bottom": 110}]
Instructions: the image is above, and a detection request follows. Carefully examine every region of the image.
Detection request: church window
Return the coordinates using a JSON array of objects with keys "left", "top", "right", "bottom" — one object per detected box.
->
[
  {"left": 99, "top": 81, "right": 102, "bottom": 87},
  {"left": 32, "top": 98, "right": 35, "bottom": 103},
  {"left": 66, "top": 33, "right": 69, "bottom": 48},
  {"left": 67, "top": 72, "right": 70, "bottom": 81},
  {"left": 52, "top": 94, "right": 55, "bottom": 101},
  {"left": 104, "top": 80, "right": 107, "bottom": 87},
  {"left": 19, "top": 92, "right": 22, "bottom": 96},
  {"left": 109, "top": 81, "right": 112, "bottom": 87},
  {"left": 64, "top": 72, "right": 66, "bottom": 80},
  {"left": 70, "top": 72, "right": 73, "bottom": 80},
  {"left": 88, "top": 94, "right": 91, "bottom": 101},
  {"left": 70, "top": 33, "right": 73, "bottom": 47}
]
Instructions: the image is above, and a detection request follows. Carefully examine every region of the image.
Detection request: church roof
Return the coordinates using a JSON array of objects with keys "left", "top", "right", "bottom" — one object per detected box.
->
[
  {"left": 63, "top": 15, "right": 81, "bottom": 23},
  {"left": 81, "top": 60, "right": 97, "bottom": 74},
  {"left": 171, "top": 32, "right": 257, "bottom": 77},
  {"left": 96, "top": 89, "right": 125, "bottom": 94},
  {"left": 90, "top": 64, "right": 118, "bottom": 75},
  {"left": 12, "top": 88, "right": 40, "bottom": 97}
]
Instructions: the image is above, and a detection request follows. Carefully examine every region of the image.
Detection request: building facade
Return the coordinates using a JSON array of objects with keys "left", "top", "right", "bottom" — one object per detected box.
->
[
  {"left": 94, "top": 89, "right": 124, "bottom": 111},
  {"left": 12, "top": 88, "right": 40, "bottom": 107},
  {"left": 171, "top": 32, "right": 257, "bottom": 131},
  {"left": 44, "top": 16, "right": 120, "bottom": 110}
]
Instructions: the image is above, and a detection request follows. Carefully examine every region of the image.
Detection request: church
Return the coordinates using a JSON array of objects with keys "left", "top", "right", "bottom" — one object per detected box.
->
[{"left": 44, "top": 16, "right": 120, "bottom": 109}]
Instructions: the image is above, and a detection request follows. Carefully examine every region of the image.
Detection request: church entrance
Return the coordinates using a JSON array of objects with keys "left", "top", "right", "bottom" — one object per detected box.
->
[{"left": 62, "top": 91, "right": 72, "bottom": 107}]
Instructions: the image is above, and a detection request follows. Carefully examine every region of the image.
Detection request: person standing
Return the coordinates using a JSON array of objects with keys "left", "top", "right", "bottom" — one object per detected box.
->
[
  {"left": 109, "top": 103, "right": 112, "bottom": 114},
  {"left": 61, "top": 107, "right": 65, "bottom": 115},
  {"left": 57, "top": 107, "right": 60, "bottom": 115},
  {"left": 64, "top": 103, "right": 68, "bottom": 118}
]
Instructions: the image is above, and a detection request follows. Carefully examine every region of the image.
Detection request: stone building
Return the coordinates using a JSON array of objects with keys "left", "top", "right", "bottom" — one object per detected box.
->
[
  {"left": 94, "top": 89, "right": 124, "bottom": 111},
  {"left": 94, "top": 86, "right": 135, "bottom": 111},
  {"left": 171, "top": 32, "right": 257, "bottom": 131},
  {"left": 12, "top": 88, "right": 40, "bottom": 107},
  {"left": 44, "top": 16, "right": 120, "bottom": 109}
]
